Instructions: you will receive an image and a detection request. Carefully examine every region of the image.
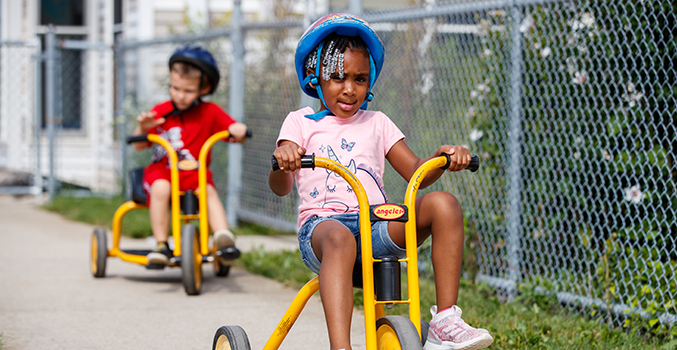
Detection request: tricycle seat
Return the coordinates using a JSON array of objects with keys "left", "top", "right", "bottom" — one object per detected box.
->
[{"left": 128, "top": 167, "right": 147, "bottom": 204}]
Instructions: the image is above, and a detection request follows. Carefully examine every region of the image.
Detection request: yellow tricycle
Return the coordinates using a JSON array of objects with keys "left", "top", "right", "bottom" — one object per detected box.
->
[
  {"left": 212, "top": 152, "right": 478, "bottom": 349},
  {"left": 89, "top": 130, "right": 249, "bottom": 295}
]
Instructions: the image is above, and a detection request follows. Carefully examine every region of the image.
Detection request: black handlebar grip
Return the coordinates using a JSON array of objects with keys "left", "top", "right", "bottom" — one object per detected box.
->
[
  {"left": 126, "top": 135, "right": 149, "bottom": 144},
  {"left": 271, "top": 154, "right": 315, "bottom": 171},
  {"left": 440, "top": 154, "right": 480, "bottom": 172},
  {"left": 245, "top": 129, "right": 253, "bottom": 138}
]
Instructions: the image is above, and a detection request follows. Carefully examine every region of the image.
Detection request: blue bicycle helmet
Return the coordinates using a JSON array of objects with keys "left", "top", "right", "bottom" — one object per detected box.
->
[
  {"left": 169, "top": 45, "right": 220, "bottom": 95},
  {"left": 295, "top": 14, "right": 385, "bottom": 120}
]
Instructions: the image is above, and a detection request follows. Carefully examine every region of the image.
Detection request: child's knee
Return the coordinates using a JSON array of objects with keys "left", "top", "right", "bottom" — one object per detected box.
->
[
  {"left": 150, "top": 180, "right": 171, "bottom": 197},
  {"left": 317, "top": 225, "right": 356, "bottom": 253}
]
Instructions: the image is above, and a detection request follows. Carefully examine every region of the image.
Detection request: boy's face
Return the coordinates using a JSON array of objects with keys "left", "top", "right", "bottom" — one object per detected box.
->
[
  {"left": 169, "top": 71, "right": 210, "bottom": 111},
  {"left": 308, "top": 48, "right": 371, "bottom": 119}
]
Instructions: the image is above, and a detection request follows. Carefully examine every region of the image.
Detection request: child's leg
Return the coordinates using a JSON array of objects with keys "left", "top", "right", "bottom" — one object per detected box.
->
[
  {"left": 205, "top": 184, "right": 228, "bottom": 231},
  {"left": 388, "top": 191, "right": 493, "bottom": 350},
  {"left": 312, "top": 220, "right": 357, "bottom": 350},
  {"left": 205, "top": 184, "right": 235, "bottom": 249},
  {"left": 147, "top": 179, "right": 173, "bottom": 264},
  {"left": 149, "top": 179, "right": 172, "bottom": 243},
  {"left": 388, "top": 191, "right": 463, "bottom": 308}
]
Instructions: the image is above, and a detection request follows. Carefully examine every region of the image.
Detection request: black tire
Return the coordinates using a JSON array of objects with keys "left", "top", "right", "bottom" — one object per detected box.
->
[
  {"left": 212, "top": 325, "right": 251, "bottom": 350},
  {"left": 214, "top": 258, "right": 231, "bottom": 277},
  {"left": 181, "top": 224, "right": 202, "bottom": 295},
  {"left": 91, "top": 227, "right": 108, "bottom": 278},
  {"left": 376, "top": 315, "right": 423, "bottom": 350}
]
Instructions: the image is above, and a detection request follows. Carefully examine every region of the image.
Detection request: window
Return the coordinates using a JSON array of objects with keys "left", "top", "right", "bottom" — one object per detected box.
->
[{"left": 40, "top": 0, "right": 85, "bottom": 26}]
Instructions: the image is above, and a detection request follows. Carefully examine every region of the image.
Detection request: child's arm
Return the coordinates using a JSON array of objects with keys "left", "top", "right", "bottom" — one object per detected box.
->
[
  {"left": 227, "top": 122, "right": 248, "bottom": 143},
  {"left": 386, "top": 140, "right": 471, "bottom": 189},
  {"left": 268, "top": 140, "right": 306, "bottom": 196},
  {"left": 132, "top": 111, "right": 165, "bottom": 151}
]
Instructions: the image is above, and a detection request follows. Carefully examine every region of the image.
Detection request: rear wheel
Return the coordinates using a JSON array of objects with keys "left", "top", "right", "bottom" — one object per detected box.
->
[
  {"left": 376, "top": 315, "right": 423, "bottom": 350},
  {"left": 212, "top": 325, "right": 251, "bottom": 350},
  {"left": 91, "top": 227, "right": 108, "bottom": 278},
  {"left": 181, "top": 224, "right": 202, "bottom": 295}
]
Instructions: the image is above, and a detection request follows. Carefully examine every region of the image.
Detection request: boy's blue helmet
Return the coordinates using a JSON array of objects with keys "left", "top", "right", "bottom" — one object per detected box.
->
[
  {"left": 169, "top": 45, "right": 220, "bottom": 94},
  {"left": 295, "top": 14, "right": 385, "bottom": 120}
]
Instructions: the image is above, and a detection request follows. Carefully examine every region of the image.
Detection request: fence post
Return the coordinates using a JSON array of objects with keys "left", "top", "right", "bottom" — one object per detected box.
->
[
  {"left": 348, "top": 0, "right": 363, "bottom": 17},
  {"left": 506, "top": 3, "right": 525, "bottom": 300},
  {"left": 34, "top": 40, "right": 44, "bottom": 196},
  {"left": 115, "top": 44, "right": 127, "bottom": 197},
  {"left": 227, "top": 0, "right": 244, "bottom": 227},
  {"left": 299, "top": 0, "right": 316, "bottom": 110},
  {"left": 45, "top": 25, "right": 57, "bottom": 200}
]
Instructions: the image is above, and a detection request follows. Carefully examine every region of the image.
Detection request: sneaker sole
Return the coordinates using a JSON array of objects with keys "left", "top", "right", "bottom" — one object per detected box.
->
[
  {"left": 423, "top": 334, "right": 493, "bottom": 350},
  {"left": 147, "top": 253, "right": 169, "bottom": 265},
  {"left": 214, "top": 232, "right": 235, "bottom": 249}
]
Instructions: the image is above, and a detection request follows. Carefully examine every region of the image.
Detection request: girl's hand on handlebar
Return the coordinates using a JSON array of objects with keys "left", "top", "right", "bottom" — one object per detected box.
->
[
  {"left": 437, "top": 145, "right": 471, "bottom": 172},
  {"left": 273, "top": 141, "right": 306, "bottom": 173},
  {"left": 136, "top": 111, "right": 164, "bottom": 134}
]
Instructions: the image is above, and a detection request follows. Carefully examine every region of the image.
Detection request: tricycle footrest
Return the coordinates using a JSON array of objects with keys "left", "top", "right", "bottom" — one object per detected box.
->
[
  {"left": 216, "top": 246, "right": 241, "bottom": 260},
  {"left": 145, "top": 263, "right": 166, "bottom": 270}
]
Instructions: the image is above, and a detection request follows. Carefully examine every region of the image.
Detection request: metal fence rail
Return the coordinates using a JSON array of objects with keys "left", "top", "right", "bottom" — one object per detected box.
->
[{"left": 116, "top": 0, "right": 676, "bottom": 331}]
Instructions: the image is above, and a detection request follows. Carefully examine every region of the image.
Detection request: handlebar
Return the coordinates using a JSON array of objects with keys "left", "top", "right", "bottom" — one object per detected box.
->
[
  {"left": 126, "top": 128, "right": 252, "bottom": 144},
  {"left": 271, "top": 154, "right": 480, "bottom": 172},
  {"left": 271, "top": 154, "right": 315, "bottom": 172}
]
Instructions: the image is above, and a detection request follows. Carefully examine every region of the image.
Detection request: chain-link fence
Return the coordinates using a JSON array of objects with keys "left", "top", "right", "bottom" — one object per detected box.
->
[
  {"left": 116, "top": 0, "right": 676, "bottom": 332},
  {"left": 0, "top": 41, "right": 41, "bottom": 195}
]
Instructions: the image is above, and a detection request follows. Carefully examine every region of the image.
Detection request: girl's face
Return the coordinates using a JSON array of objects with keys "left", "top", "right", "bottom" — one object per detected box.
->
[
  {"left": 308, "top": 48, "right": 371, "bottom": 119},
  {"left": 169, "top": 71, "right": 210, "bottom": 111}
]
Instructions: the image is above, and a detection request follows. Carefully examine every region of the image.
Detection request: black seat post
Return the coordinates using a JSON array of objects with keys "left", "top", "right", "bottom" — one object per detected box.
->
[{"left": 181, "top": 190, "right": 198, "bottom": 215}]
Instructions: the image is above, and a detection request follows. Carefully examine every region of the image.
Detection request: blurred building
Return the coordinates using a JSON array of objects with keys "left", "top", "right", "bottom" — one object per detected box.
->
[{"left": 0, "top": 0, "right": 410, "bottom": 193}]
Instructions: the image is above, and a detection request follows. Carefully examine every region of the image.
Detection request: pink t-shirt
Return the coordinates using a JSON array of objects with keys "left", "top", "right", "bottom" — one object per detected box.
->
[{"left": 277, "top": 107, "right": 405, "bottom": 228}]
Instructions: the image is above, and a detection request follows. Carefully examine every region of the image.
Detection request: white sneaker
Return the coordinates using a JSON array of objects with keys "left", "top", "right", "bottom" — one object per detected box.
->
[
  {"left": 213, "top": 229, "right": 235, "bottom": 250},
  {"left": 423, "top": 305, "right": 493, "bottom": 350},
  {"left": 146, "top": 244, "right": 172, "bottom": 265}
]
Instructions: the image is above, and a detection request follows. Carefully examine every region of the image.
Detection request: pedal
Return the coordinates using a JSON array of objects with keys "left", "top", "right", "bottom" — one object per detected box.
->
[
  {"left": 216, "top": 246, "right": 241, "bottom": 260},
  {"left": 145, "top": 263, "right": 166, "bottom": 270}
]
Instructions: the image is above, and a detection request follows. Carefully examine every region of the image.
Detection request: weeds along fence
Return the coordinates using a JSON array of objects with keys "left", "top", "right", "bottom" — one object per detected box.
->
[{"left": 115, "top": 0, "right": 676, "bottom": 333}]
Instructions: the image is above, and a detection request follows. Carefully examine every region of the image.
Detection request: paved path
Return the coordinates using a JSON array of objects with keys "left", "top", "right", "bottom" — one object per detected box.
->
[{"left": 0, "top": 195, "right": 365, "bottom": 350}]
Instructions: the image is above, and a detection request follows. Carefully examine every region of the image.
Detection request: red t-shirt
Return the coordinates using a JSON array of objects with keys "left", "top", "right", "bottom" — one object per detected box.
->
[
  {"left": 147, "top": 100, "right": 236, "bottom": 168},
  {"left": 141, "top": 100, "right": 236, "bottom": 197}
]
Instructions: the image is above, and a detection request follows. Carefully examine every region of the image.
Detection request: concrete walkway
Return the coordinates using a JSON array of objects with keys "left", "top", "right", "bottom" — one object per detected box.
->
[{"left": 0, "top": 195, "right": 365, "bottom": 350}]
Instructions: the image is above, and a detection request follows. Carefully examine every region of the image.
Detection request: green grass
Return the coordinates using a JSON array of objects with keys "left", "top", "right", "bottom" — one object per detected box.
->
[
  {"left": 238, "top": 248, "right": 674, "bottom": 350},
  {"left": 44, "top": 195, "right": 674, "bottom": 349},
  {"left": 42, "top": 195, "right": 295, "bottom": 238}
]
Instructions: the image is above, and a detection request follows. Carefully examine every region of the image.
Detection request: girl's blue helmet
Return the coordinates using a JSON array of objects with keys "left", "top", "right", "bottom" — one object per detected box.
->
[
  {"left": 169, "top": 45, "right": 220, "bottom": 94},
  {"left": 295, "top": 14, "right": 385, "bottom": 120}
]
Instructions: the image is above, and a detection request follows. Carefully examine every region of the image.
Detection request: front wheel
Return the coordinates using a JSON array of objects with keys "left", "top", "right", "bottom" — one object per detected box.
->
[
  {"left": 376, "top": 315, "right": 423, "bottom": 350},
  {"left": 212, "top": 325, "right": 251, "bottom": 350},
  {"left": 91, "top": 227, "right": 108, "bottom": 278},
  {"left": 181, "top": 224, "right": 202, "bottom": 295}
]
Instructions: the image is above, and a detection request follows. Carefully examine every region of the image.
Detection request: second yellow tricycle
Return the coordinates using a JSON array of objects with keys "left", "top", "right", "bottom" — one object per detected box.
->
[{"left": 89, "top": 130, "right": 246, "bottom": 295}]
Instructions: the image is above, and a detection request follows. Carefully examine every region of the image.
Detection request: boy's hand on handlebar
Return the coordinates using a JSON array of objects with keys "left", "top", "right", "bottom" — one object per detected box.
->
[
  {"left": 228, "top": 122, "right": 248, "bottom": 143},
  {"left": 437, "top": 145, "right": 471, "bottom": 172},
  {"left": 273, "top": 142, "right": 306, "bottom": 173},
  {"left": 136, "top": 111, "right": 164, "bottom": 133}
]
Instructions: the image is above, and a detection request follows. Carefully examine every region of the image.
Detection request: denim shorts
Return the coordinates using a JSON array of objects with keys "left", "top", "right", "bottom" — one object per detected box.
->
[{"left": 297, "top": 212, "right": 407, "bottom": 274}]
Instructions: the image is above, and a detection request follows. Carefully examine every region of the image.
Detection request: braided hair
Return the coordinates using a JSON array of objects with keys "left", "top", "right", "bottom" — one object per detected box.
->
[{"left": 304, "top": 34, "right": 369, "bottom": 82}]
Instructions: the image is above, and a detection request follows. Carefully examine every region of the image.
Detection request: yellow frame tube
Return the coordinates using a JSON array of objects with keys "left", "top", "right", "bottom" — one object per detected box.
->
[
  {"left": 262, "top": 277, "right": 320, "bottom": 350},
  {"left": 145, "top": 134, "right": 182, "bottom": 256},
  {"left": 313, "top": 158, "right": 379, "bottom": 350},
  {"left": 403, "top": 156, "right": 448, "bottom": 339},
  {"left": 109, "top": 200, "right": 149, "bottom": 265},
  {"left": 197, "top": 130, "right": 231, "bottom": 255}
]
